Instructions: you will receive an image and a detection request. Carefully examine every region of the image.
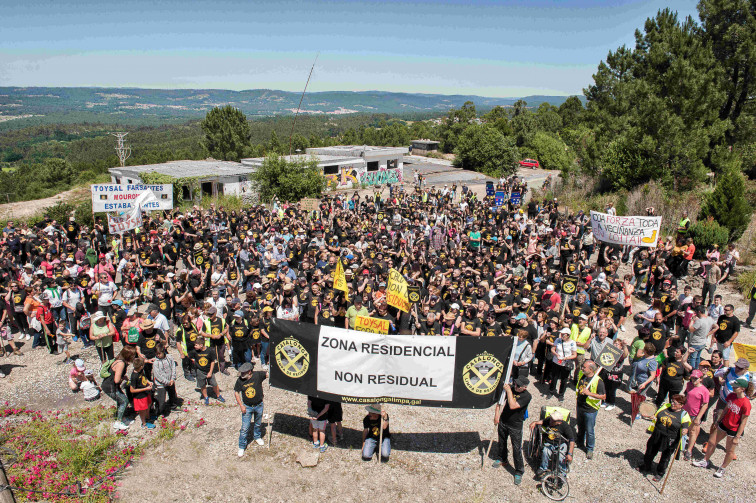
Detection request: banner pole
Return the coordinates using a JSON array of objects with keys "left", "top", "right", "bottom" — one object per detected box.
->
[
  {"left": 482, "top": 340, "right": 518, "bottom": 468},
  {"left": 377, "top": 403, "right": 384, "bottom": 464}
]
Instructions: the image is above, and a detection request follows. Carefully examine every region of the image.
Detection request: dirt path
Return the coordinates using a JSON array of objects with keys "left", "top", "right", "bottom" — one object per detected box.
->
[{"left": 0, "top": 186, "right": 89, "bottom": 221}]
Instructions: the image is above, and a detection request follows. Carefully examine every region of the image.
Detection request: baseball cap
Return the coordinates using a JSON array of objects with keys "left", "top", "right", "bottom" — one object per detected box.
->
[
  {"left": 733, "top": 377, "right": 750, "bottom": 389},
  {"left": 74, "top": 359, "right": 85, "bottom": 371},
  {"left": 559, "top": 327, "right": 571, "bottom": 334},
  {"left": 734, "top": 357, "right": 750, "bottom": 370},
  {"left": 514, "top": 375, "right": 529, "bottom": 387},
  {"left": 515, "top": 313, "right": 527, "bottom": 320},
  {"left": 690, "top": 369, "right": 704, "bottom": 379},
  {"left": 234, "top": 310, "right": 244, "bottom": 318},
  {"left": 207, "top": 307, "right": 217, "bottom": 315}
]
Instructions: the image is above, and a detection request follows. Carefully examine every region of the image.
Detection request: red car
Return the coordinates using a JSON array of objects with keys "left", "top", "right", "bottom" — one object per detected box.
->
[{"left": 519, "top": 158, "right": 540, "bottom": 168}]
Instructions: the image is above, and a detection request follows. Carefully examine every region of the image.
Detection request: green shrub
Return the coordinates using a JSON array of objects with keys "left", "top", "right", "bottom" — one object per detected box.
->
[
  {"left": 736, "top": 269, "right": 756, "bottom": 299},
  {"left": 689, "top": 219, "right": 729, "bottom": 258}
]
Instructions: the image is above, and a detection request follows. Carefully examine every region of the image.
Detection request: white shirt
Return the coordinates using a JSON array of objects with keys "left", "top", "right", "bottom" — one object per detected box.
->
[
  {"left": 149, "top": 312, "right": 171, "bottom": 334},
  {"left": 553, "top": 337, "right": 577, "bottom": 364},
  {"left": 207, "top": 297, "right": 227, "bottom": 316}
]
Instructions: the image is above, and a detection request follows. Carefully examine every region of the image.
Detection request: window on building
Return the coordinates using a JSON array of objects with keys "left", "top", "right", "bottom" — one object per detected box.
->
[
  {"left": 367, "top": 161, "right": 379, "bottom": 172},
  {"left": 387, "top": 159, "right": 397, "bottom": 169},
  {"left": 323, "top": 165, "right": 339, "bottom": 175},
  {"left": 127, "top": 179, "right": 132, "bottom": 184}
]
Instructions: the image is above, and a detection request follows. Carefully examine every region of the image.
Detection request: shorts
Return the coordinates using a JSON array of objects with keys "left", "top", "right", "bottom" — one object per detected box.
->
[
  {"left": 310, "top": 419, "right": 327, "bottom": 431},
  {"left": 717, "top": 421, "right": 739, "bottom": 437},
  {"left": 327, "top": 402, "right": 343, "bottom": 423},
  {"left": 56, "top": 336, "right": 70, "bottom": 351},
  {"left": 716, "top": 343, "right": 733, "bottom": 362},
  {"left": 196, "top": 370, "right": 217, "bottom": 389},
  {"left": 133, "top": 395, "right": 152, "bottom": 412}
]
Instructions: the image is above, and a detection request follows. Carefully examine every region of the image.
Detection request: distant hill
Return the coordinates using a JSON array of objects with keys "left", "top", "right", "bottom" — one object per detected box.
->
[{"left": 0, "top": 87, "right": 579, "bottom": 128}]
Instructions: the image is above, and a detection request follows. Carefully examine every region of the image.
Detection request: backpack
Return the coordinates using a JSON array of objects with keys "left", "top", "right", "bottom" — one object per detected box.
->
[
  {"left": 100, "top": 358, "right": 117, "bottom": 379},
  {"left": 80, "top": 312, "right": 91, "bottom": 331},
  {"left": 127, "top": 326, "right": 140, "bottom": 344}
]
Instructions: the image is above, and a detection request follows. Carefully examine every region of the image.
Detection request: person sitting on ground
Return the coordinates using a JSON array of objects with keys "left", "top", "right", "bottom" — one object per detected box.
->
[
  {"left": 80, "top": 370, "right": 101, "bottom": 402},
  {"left": 69, "top": 358, "right": 88, "bottom": 391},
  {"left": 362, "top": 403, "right": 390, "bottom": 463},
  {"left": 530, "top": 410, "right": 576, "bottom": 479}
]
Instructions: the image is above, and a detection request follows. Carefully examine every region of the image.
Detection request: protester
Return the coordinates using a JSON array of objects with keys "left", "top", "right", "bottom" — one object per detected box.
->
[
  {"left": 530, "top": 410, "right": 576, "bottom": 479},
  {"left": 639, "top": 394, "right": 690, "bottom": 481},
  {"left": 492, "top": 375, "right": 531, "bottom": 485},
  {"left": 362, "top": 403, "right": 390, "bottom": 462},
  {"left": 234, "top": 362, "right": 267, "bottom": 457},
  {"left": 129, "top": 357, "right": 156, "bottom": 429},
  {"left": 102, "top": 345, "right": 136, "bottom": 430},
  {"left": 575, "top": 360, "right": 606, "bottom": 459}
]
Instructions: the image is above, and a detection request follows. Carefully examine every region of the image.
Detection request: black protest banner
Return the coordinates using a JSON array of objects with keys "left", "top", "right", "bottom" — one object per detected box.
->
[
  {"left": 407, "top": 285, "right": 421, "bottom": 304},
  {"left": 270, "top": 319, "right": 513, "bottom": 408},
  {"left": 596, "top": 343, "right": 623, "bottom": 371},
  {"left": 562, "top": 275, "right": 578, "bottom": 295}
]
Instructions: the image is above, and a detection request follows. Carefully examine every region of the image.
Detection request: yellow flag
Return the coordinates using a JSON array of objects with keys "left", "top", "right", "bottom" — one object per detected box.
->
[
  {"left": 333, "top": 259, "right": 349, "bottom": 301},
  {"left": 387, "top": 268, "right": 410, "bottom": 312}
]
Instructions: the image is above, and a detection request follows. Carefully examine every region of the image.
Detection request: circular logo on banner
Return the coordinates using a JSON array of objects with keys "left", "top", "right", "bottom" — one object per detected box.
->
[
  {"left": 275, "top": 337, "right": 309, "bottom": 379},
  {"left": 462, "top": 352, "right": 504, "bottom": 395},
  {"left": 409, "top": 291, "right": 420, "bottom": 303},
  {"left": 563, "top": 281, "right": 576, "bottom": 294},
  {"left": 599, "top": 352, "right": 615, "bottom": 368},
  {"left": 245, "top": 387, "right": 256, "bottom": 399}
]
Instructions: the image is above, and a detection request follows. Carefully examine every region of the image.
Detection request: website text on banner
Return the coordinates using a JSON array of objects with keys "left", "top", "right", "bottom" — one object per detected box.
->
[
  {"left": 590, "top": 211, "right": 662, "bottom": 248},
  {"left": 269, "top": 320, "right": 514, "bottom": 408},
  {"left": 91, "top": 184, "right": 173, "bottom": 213},
  {"left": 354, "top": 316, "right": 390, "bottom": 334},
  {"left": 387, "top": 268, "right": 410, "bottom": 313}
]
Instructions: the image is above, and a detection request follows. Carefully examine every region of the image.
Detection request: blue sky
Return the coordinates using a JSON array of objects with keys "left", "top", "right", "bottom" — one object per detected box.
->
[{"left": 0, "top": 0, "right": 699, "bottom": 97}]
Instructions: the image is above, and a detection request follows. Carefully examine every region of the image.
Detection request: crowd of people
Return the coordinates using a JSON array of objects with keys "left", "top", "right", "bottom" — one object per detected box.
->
[{"left": 0, "top": 175, "right": 752, "bottom": 486}]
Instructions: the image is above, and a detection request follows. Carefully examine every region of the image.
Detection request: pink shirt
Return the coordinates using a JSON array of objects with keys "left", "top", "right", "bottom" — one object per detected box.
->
[
  {"left": 683, "top": 383, "right": 710, "bottom": 418},
  {"left": 70, "top": 367, "right": 85, "bottom": 379}
]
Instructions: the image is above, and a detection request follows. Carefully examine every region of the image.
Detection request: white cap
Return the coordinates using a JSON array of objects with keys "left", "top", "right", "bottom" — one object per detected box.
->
[{"left": 450, "top": 303, "right": 460, "bottom": 310}]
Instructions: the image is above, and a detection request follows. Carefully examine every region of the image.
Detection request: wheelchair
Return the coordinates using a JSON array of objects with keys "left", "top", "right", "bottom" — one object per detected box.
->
[{"left": 527, "top": 406, "right": 571, "bottom": 501}]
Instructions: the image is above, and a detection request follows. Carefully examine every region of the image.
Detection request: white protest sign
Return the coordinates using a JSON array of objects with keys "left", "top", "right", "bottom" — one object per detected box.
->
[
  {"left": 316, "top": 327, "right": 456, "bottom": 401},
  {"left": 91, "top": 183, "right": 173, "bottom": 213},
  {"left": 106, "top": 189, "right": 158, "bottom": 234},
  {"left": 590, "top": 211, "right": 662, "bottom": 248}
]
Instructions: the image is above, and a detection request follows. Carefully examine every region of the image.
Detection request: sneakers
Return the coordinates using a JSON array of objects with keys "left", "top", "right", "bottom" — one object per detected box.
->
[
  {"left": 492, "top": 460, "right": 502, "bottom": 468},
  {"left": 319, "top": 443, "right": 328, "bottom": 453},
  {"left": 586, "top": 451, "right": 593, "bottom": 460},
  {"left": 514, "top": 474, "right": 522, "bottom": 485},
  {"left": 692, "top": 459, "right": 711, "bottom": 469},
  {"left": 204, "top": 397, "right": 210, "bottom": 406},
  {"left": 112, "top": 421, "right": 128, "bottom": 430},
  {"left": 0, "top": 371, "right": 5, "bottom": 378},
  {"left": 714, "top": 467, "right": 725, "bottom": 478},
  {"left": 25, "top": 333, "right": 30, "bottom": 340},
  {"left": 312, "top": 441, "right": 320, "bottom": 449},
  {"left": 255, "top": 438, "right": 265, "bottom": 446},
  {"left": 237, "top": 448, "right": 245, "bottom": 458},
  {"left": 217, "top": 395, "right": 226, "bottom": 403},
  {"left": 620, "top": 325, "right": 626, "bottom": 332},
  {"left": 142, "top": 422, "right": 156, "bottom": 430},
  {"left": 12, "top": 350, "right": 22, "bottom": 356},
  {"left": 605, "top": 405, "right": 615, "bottom": 411},
  {"left": 600, "top": 403, "right": 606, "bottom": 408},
  {"left": 683, "top": 451, "right": 691, "bottom": 462}
]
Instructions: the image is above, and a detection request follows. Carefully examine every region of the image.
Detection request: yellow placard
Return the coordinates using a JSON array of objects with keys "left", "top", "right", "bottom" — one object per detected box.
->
[
  {"left": 354, "top": 316, "right": 390, "bottom": 334},
  {"left": 733, "top": 343, "right": 756, "bottom": 368},
  {"left": 332, "top": 259, "right": 349, "bottom": 301},
  {"left": 387, "top": 268, "right": 410, "bottom": 313}
]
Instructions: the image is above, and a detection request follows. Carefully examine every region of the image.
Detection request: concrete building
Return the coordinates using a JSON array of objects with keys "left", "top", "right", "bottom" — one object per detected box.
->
[
  {"left": 107, "top": 145, "right": 409, "bottom": 201},
  {"left": 410, "top": 139, "right": 440, "bottom": 156}
]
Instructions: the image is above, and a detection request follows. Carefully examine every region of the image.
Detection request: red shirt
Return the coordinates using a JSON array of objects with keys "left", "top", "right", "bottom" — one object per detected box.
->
[
  {"left": 721, "top": 392, "right": 751, "bottom": 431},
  {"left": 36, "top": 304, "right": 53, "bottom": 325}
]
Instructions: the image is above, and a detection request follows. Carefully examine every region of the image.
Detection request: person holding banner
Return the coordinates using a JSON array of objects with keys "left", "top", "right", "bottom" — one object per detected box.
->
[
  {"left": 492, "top": 375, "right": 531, "bottom": 485},
  {"left": 362, "top": 403, "right": 390, "bottom": 463},
  {"left": 575, "top": 360, "right": 605, "bottom": 459},
  {"left": 638, "top": 394, "right": 690, "bottom": 481}
]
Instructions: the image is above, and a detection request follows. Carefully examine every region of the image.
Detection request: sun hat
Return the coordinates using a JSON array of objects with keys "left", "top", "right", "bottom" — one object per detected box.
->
[
  {"left": 74, "top": 359, "right": 85, "bottom": 371},
  {"left": 365, "top": 403, "right": 382, "bottom": 414},
  {"left": 142, "top": 319, "right": 155, "bottom": 329}
]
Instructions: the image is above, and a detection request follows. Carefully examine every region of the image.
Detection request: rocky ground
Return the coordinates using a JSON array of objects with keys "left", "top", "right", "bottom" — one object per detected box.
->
[{"left": 1, "top": 271, "right": 754, "bottom": 503}]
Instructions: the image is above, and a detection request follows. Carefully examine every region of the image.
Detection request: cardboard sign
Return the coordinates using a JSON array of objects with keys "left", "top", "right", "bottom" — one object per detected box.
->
[
  {"left": 299, "top": 198, "right": 320, "bottom": 212},
  {"left": 562, "top": 275, "right": 579, "bottom": 295},
  {"left": 354, "top": 316, "right": 390, "bottom": 334},
  {"left": 596, "top": 343, "right": 623, "bottom": 371},
  {"left": 387, "top": 268, "right": 410, "bottom": 313}
]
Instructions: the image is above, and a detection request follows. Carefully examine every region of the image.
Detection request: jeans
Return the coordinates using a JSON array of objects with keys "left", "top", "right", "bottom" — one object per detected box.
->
[
  {"left": 260, "top": 341, "right": 269, "bottom": 366},
  {"left": 103, "top": 380, "right": 128, "bottom": 422},
  {"left": 576, "top": 408, "right": 597, "bottom": 452},
  {"left": 540, "top": 442, "right": 568, "bottom": 474},
  {"left": 688, "top": 345, "right": 706, "bottom": 370},
  {"left": 232, "top": 346, "right": 252, "bottom": 370},
  {"left": 239, "top": 403, "right": 264, "bottom": 449},
  {"left": 362, "top": 437, "right": 391, "bottom": 461},
  {"left": 497, "top": 422, "right": 525, "bottom": 475}
]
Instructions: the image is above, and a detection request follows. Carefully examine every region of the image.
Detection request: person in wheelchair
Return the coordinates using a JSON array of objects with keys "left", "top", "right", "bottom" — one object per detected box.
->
[{"left": 530, "top": 410, "right": 576, "bottom": 480}]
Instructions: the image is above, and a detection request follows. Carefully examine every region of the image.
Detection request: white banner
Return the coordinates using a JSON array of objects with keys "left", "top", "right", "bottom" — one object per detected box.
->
[
  {"left": 316, "top": 327, "right": 456, "bottom": 401},
  {"left": 91, "top": 184, "right": 173, "bottom": 213},
  {"left": 590, "top": 211, "right": 662, "bottom": 248},
  {"left": 107, "top": 208, "right": 142, "bottom": 234}
]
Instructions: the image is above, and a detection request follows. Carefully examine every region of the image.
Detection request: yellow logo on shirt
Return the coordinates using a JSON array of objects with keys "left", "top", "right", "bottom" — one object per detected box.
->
[
  {"left": 245, "top": 387, "right": 256, "bottom": 399},
  {"left": 198, "top": 357, "right": 208, "bottom": 367}
]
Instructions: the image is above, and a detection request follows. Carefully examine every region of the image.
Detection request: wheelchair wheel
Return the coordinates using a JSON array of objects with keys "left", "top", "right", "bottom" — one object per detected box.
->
[
  {"left": 541, "top": 473, "right": 569, "bottom": 501},
  {"left": 527, "top": 427, "right": 542, "bottom": 460}
]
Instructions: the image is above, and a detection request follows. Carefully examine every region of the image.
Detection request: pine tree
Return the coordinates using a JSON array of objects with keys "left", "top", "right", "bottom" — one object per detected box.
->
[{"left": 700, "top": 161, "right": 752, "bottom": 240}]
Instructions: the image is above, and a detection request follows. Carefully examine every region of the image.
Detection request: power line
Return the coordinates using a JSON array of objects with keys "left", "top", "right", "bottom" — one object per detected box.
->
[{"left": 288, "top": 53, "right": 319, "bottom": 157}]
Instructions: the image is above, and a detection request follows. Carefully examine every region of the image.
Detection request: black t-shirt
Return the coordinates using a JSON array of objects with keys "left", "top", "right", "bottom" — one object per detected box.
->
[
  {"left": 499, "top": 389, "right": 532, "bottom": 427},
  {"left": 234, "top": 371, "right": 266, "bottom": 406},
  {"left": 363, "top": 413, "right": 391, "bottom": 440},
  {"left": 541, "top": 421, "right": 576, "bottom": 446},
  {"left": 130, "top": 369, "right": 151, "bottom": 399},
  {"left": 576, "top": 374, "right": 606, "bottom": 411},
  {"left": 230, "top": 320, "right": 250, "bottom": 347},
  {"left": 649, "top": 322, "right": 670, "bottom": 354},
  {"left": 138, "top": 329, "right": 164, "bottom": 360},
  {"left": 309, "top": 396, "right": 329, "bottom": 418},
  {"left": 654, "top": 406, "right": 687, "bottom": 438},
  {"left": 660, "top": 359, "right": 689, "bottom": 389},
  {"left": 483, "top": 322, "right": 503, "bottom": 337},
  {"left": 189, "top": 347, "right": 216, "bottom": 374},
  {"left": 602, "top": 301, "right": 625, "bottom": 325},
  {"left": 715, "top": 315, "right": 740, "bottom": 344}
]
